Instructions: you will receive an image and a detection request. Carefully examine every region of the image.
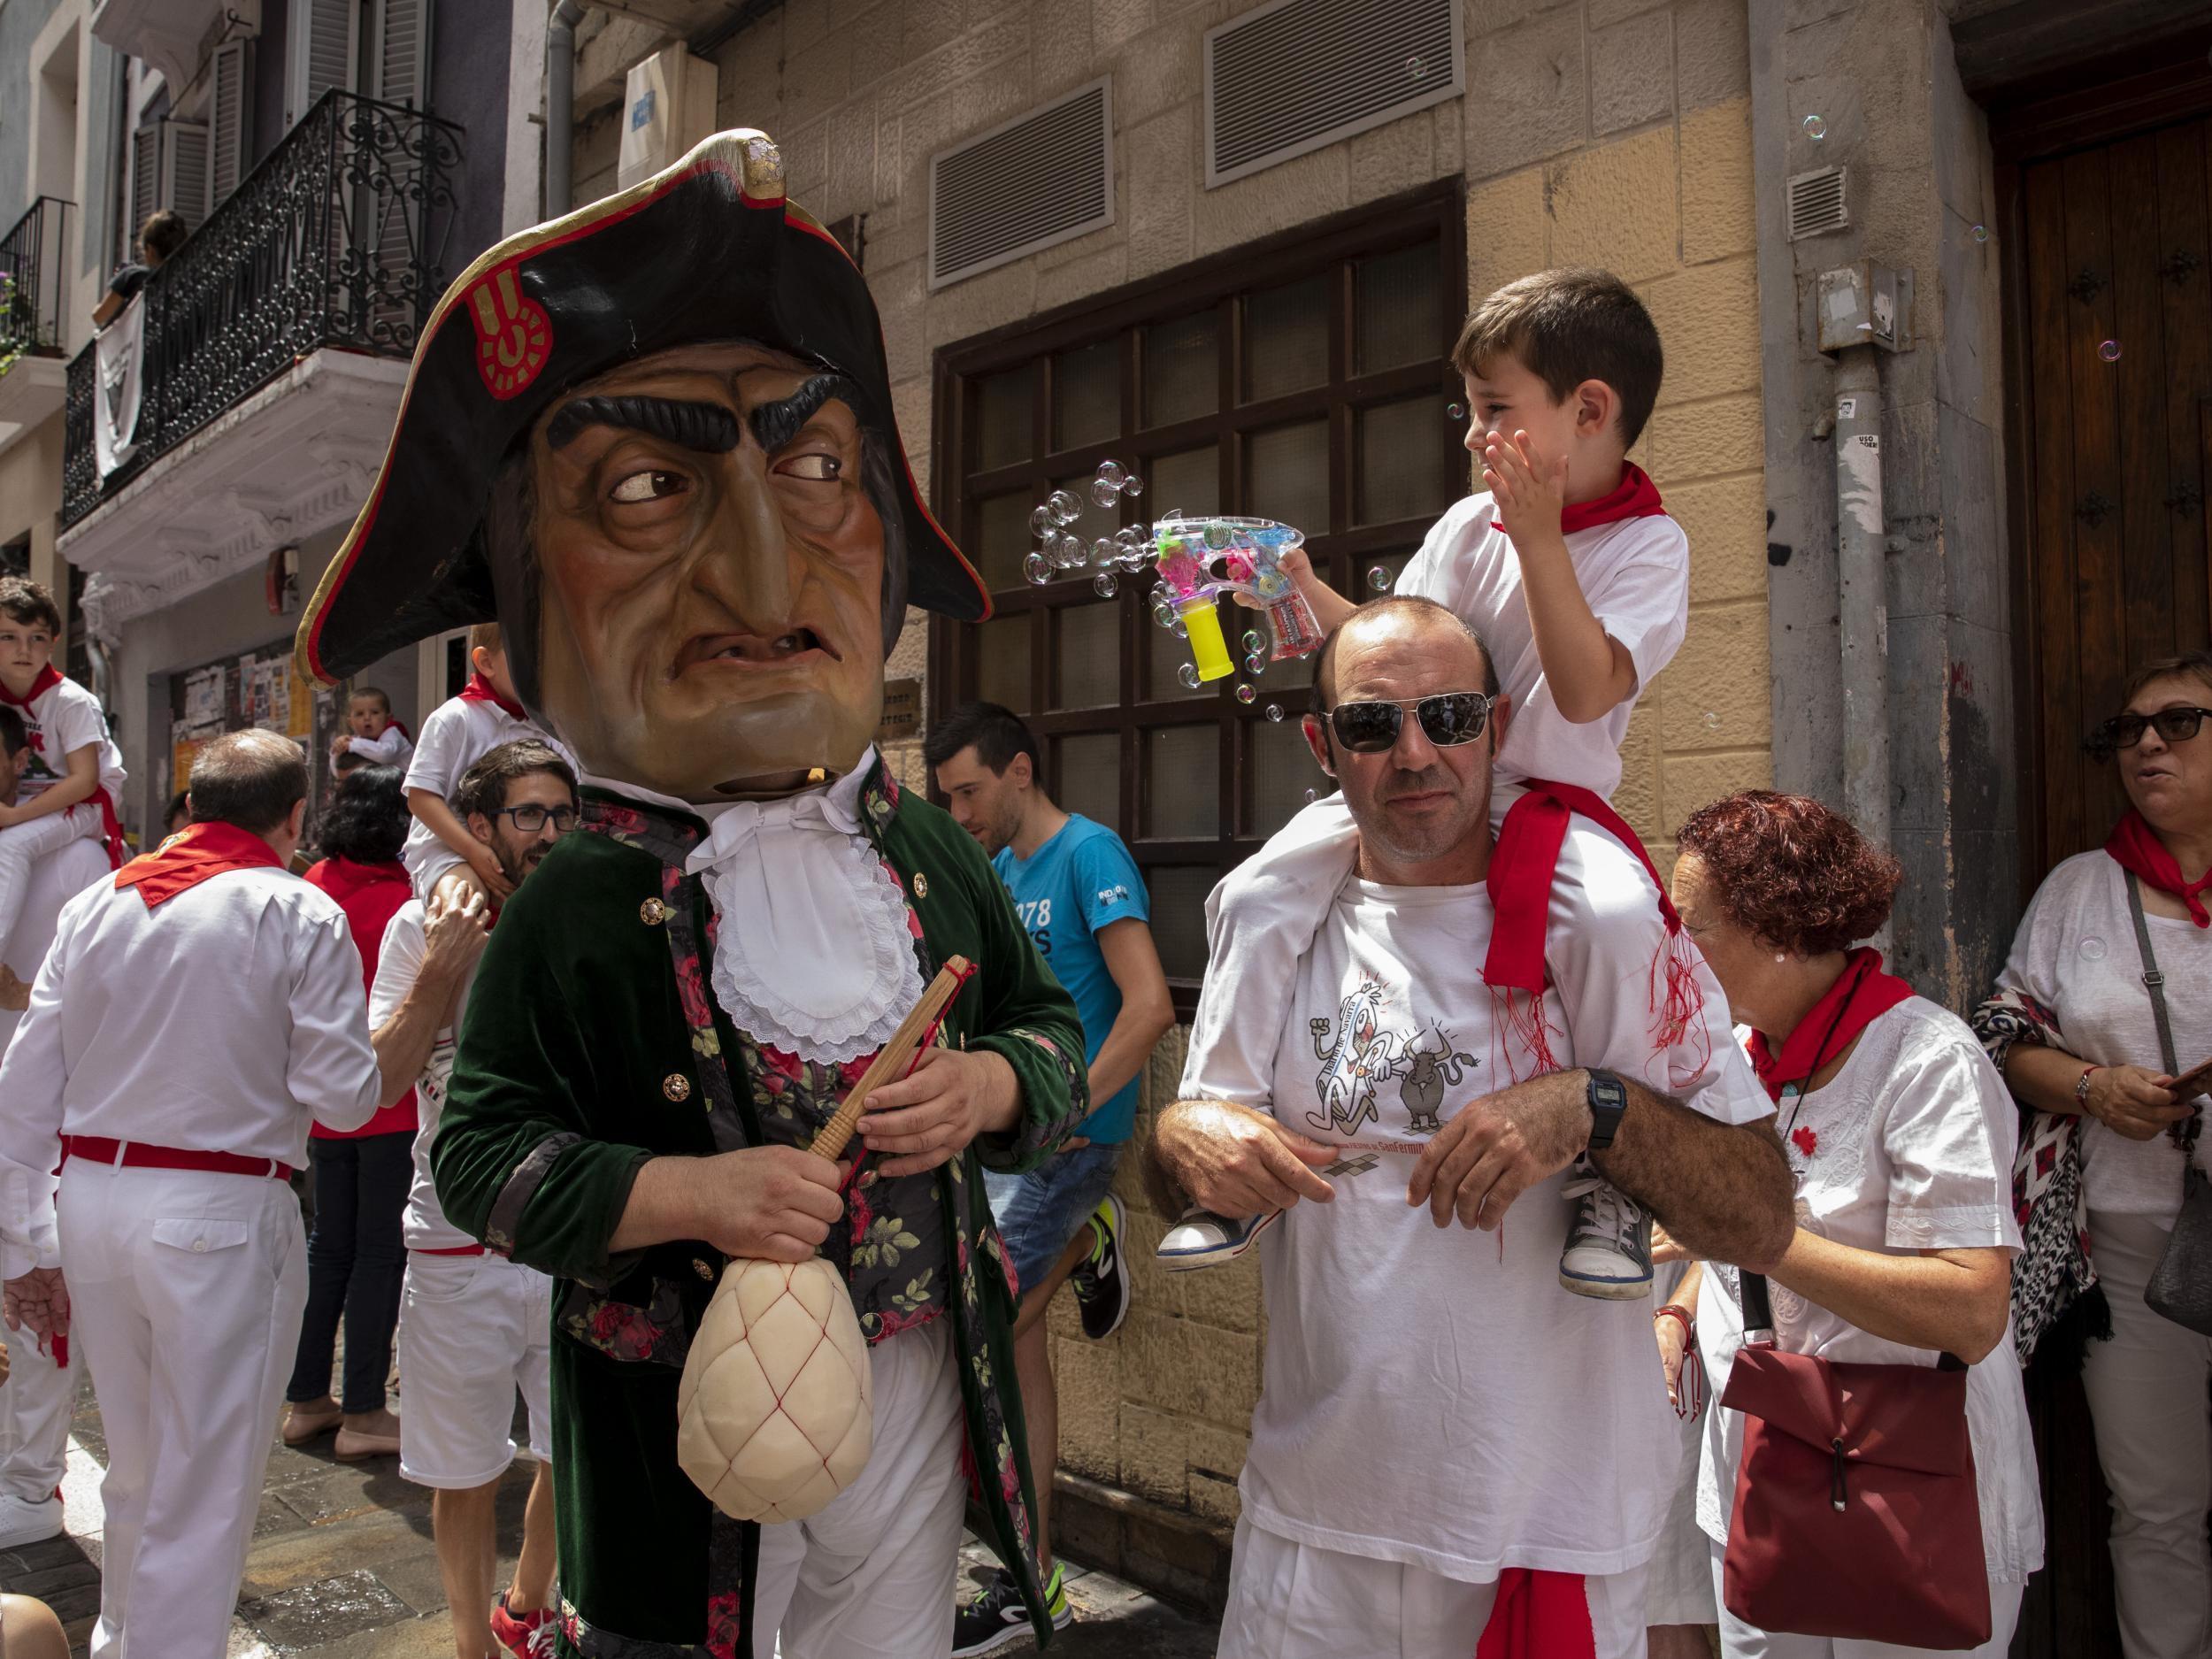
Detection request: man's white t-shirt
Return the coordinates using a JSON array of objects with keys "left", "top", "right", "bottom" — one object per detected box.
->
[
  {"left": 13, "top": 676, "right": 127, "bottom": 808},
  {"left": 368, "top": 898, "right": 478, "bottom": 1251},
  {"left": 1694, "top": 999, "right": 2045, "bottom": 1586},
  {"left": 1395, "top": 492, "right": 1690, "bottom": 800},
  {"left": 1184, "top": 821, "right": 1771, "bottom": 1581},
  {"left": 1993, "top": 849, "right": 2212, "bottom": 1217}
]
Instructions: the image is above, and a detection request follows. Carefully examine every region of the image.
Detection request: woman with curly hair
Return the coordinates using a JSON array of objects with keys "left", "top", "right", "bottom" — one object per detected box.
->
[
  {"left": 1660, "top": 790, "right": 2041, "bottom": 1656},
  {"left": 1974, "top": 651, "right": 2212, "bottom": 1659},
  {"left": 280, "top": 763, "right": 418, "bottom": 1460}
]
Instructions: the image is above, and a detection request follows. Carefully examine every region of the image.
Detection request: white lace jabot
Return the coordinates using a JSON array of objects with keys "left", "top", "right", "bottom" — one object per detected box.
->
[{"left": 664, "top": 751, "right": 926, "bottom": 1064}]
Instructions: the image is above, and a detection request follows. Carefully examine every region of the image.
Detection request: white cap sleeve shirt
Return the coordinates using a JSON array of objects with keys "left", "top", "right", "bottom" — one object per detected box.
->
[
  {"left": 1694, "top": 999, "right": 2045, "bottom": 1586},
  {"left": 1195, "top": 825, "right": 1771, "bottom": 1582},
  {"left": 368, "top": 899, "right": 478, "bottom": 1251}
]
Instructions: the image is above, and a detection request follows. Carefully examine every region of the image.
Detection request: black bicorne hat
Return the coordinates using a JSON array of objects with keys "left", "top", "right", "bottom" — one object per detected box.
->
[{"left": 296, "top": 128, "right": 986, "bottom": 687}]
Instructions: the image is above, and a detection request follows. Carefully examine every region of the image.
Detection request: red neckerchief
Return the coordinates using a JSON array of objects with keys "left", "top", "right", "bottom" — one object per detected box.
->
[
  {"left": 1745, "top": 948, "right": 1915, "bottom": 1103},
  {"left": 0, "top": 664, "right": 64, "bottom": 710},
  {"left": 114, "top": 821, "right": 285, "bottom": 909},
  {"left": 1490, "top": 463, "right": 1666, "bottom": 535},
  {"left": 2108, "top": 808, "right": 2211, "bottom": 928},
  {"left": 1477, "top": 1569, "right": 1596, "bottom": 1659},
  {"left": 1483, "top": 780, "right": 1702, "bottom": 1077},
  {"left": 457, "top": 672, "right": 526, "bottom": 721}
]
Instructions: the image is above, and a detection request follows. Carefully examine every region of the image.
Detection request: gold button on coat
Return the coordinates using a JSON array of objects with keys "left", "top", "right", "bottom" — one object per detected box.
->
[
  {"left": 641, "top": 897, "right": 669, "bottom": 926},
  {"left": 912, "top": 872, "right": 929, "bottom": 899},
  {"left": 663, "top": 1073, "right": 692, "bottom": 1102},
  {"left": 693, "top": 1257, "right": 715, "bottom": 1280}
]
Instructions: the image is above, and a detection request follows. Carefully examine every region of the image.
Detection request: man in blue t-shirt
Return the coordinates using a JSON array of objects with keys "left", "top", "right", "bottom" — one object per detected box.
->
[{"left": 927, "top": 703, "right": 1173, "bottom": 1655}]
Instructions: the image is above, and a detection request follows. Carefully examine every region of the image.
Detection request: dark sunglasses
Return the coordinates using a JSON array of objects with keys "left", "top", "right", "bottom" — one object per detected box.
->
[
  {"left": 2085, "top": 706, "right": 2210, "bottom": 760},
  {"left": 495, "top": 804, "right": 578, "bottom": 833},
  {"left": 1322, "top": 692, "right": 1494, "bottom": 754}
]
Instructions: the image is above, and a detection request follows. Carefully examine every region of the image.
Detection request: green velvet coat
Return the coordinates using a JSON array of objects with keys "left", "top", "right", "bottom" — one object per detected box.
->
[{"left": 432, "top": 764, "right": 1087, "bottom": 1659}]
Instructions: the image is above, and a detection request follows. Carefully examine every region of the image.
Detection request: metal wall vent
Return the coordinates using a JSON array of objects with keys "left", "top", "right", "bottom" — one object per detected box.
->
[
  {"left": 930, "top": 80, "right": 1112, "bottom": 290},
  {"left": 1204, "top": 0, "right": 1462, "bottom": 189},
  {"left": 1786, "top": 166, "right": 1847, "bottom": 242}
]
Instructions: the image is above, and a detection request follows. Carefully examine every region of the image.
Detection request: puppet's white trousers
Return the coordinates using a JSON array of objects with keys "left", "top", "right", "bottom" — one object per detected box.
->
[
  {"left": 59, "top": 1160, "right": 304, "bottom": 1659},
  {"left": 753, "top": 1317, "right": 966, "bottom": 1658}
]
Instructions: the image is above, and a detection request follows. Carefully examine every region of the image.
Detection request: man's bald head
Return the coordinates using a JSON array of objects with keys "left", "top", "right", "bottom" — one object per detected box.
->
[
  {"left": 188, "top": 729, "right": 309, "bottom": 835},
  {"left": 1310, "top": 596, "right": 1498, "bottom": 712}
]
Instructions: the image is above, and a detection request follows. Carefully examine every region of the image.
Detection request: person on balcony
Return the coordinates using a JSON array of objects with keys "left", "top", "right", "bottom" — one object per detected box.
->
[{"left": 89, "top": 210, "right": 186, "bottom": 329}]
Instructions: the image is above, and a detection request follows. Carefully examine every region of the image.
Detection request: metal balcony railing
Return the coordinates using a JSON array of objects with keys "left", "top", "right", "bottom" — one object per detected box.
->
[
  {"left": 0, "top": 196, "right": 72, "bottom": 359},
  {"left": 63, "top": 90, "right": 463, "bottom": 527}
]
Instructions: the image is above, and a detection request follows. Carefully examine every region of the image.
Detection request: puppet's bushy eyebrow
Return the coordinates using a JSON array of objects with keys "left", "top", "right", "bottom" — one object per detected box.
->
[
  {"left": 749, "top": 373, "right": 864, "bottom": 455},
  {"left": 545, "top": 396, "right": 741, "bottom": 454}
]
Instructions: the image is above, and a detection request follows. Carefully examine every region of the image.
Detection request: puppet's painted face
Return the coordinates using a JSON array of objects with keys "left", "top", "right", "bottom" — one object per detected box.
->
[{"left": 528, "top": 343, "right": 887, "bottom": 801}]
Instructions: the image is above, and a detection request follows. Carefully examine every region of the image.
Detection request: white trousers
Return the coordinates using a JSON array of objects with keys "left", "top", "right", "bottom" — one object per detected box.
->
[
  {"left": 1218, "top": 1517, "right": 1653, "bottom": 1659},
  {"left": 752, "top": 1318, "right": 966, "bottom": 1659},
  {"left": 2082, "top": 1209, "right": 2212, "bottom": 1659},
  {"left": 1710, "top": 1540, "right": 2023, "bottom": 1658},
  {"left": 0, "top": 807, "right": 100, "bottom": 956},
  {"left": 0, "top": 1320, "right": 79, "bottom": 1503},
  {"left": 58, "top": 1161, "right": 305, "bottom": 1659}
]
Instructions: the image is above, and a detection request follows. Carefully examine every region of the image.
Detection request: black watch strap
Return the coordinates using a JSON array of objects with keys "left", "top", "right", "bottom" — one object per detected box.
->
[{"left": 1586, "top": 1067, "right": 1629, "bottom": 1150}]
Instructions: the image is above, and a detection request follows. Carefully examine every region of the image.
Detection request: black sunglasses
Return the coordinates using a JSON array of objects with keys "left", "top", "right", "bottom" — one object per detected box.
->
[
  {"left": 1321, "top": 692, "right": 1494, "bottom": 754},
  {"left": 2085, "top": 706, "right": 2210, "bottom": 761},
  {"left": 494, "top": 804, "right": 578, "bottom": 833}
]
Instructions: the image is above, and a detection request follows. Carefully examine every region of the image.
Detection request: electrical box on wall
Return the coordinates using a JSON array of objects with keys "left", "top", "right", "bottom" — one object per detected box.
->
[
  {"left": 1816, "top": 260, "right": 1914, "bottom": 353},
  {"left": 617, "top": 46, "right": 718, "bottom": 191}
]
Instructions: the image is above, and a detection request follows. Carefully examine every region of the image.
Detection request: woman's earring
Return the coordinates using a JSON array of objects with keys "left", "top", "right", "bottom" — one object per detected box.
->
[{"left": 1774, "top": 952, "right": 1788, "bottom": 964}]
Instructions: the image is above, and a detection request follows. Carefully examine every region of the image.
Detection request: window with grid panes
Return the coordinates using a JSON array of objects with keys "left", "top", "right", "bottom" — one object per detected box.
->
[{"left": 929, "top": 188, "right": 1465, "bottom": 1006}]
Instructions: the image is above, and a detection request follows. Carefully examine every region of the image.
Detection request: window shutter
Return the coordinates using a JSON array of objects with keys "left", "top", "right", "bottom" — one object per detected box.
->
[
  {"left": 371, "top": 0, "right": 431, "bottom": 109},
  {"left": 163, "top": 122, "right": 212, "bottom": 233},
  {"left": 130, "top": 124, "right": 161, "bottom": 236},
  {"left": 289, "top": 0, "right": 360, "bottom": 127},
  {"left": 211, "top": 39, "right": 253, "bottom": 209}
]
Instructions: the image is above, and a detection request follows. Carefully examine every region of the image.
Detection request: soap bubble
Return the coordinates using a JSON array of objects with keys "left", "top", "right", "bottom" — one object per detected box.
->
[
  {"left": 1447, "top": 401, "right": 1464, "bottom": 419},
  {"left": 1092, "top": 537, "right": 1118, "bottom": 565},
  {"left": 1030, "top": 506, "right": 1054, "bottom": 539},
  {"left": 1178, "top": 663, "right": 1202, "bottom": 689},
  {"left": 1053, "top": 532, "right": 1087, "bottom": 568},
  {"left": 1242, "top": 629, "right": 1265, "bottom": 653},
  {"left": 1802, "top": 114, "right": 1826, "bottom": 140},
  {"left": 2100, "top": 339, "right": 2122, "bottom": 363},
  {"left": 1097, "top": 459, "right": 1125, "bottom": 486},
  {"left": 1970, "top": 224, "right": 1988, "bottom": 244},
  {"left": 1245, "top": 653, "right": 1266, "bottom": 676},
  {"left": 1121, "top": 472, "right": 1143, "bottom": 498},
  {"left": 1406, "top": 54, "right": 1425, "bottom": 77},
  {"left": 1235, "top": 683, "right": 1256, "bottom": 703},
  {"left": 1265, "top": 703, "right": 1285, "bottom": 723},
  {"left": 1367, "top": 565, "right": 1391, "bottom": 591},
  {"left": 1024, "top": 552, "right": 1051, "bottom": 584},
  {"left": 1048, "top": 489, "right": 1082, "bottom": 525},
  {"left": 1091, "top": 478, "right": 1122, "bottom": 508},
  {"left": 1093, "top": 572, "right": 1119, "bottom": 598},
  {"left": 1702, "top": 710, "right": 1721, "bottom": 731},
  {"left": 1304, "top": 788, "right": 1317, "bottom": 803}
]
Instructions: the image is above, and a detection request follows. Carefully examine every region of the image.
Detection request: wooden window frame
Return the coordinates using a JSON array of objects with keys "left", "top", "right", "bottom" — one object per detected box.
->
[{"left": 928, "top": 181, "right": 1466, "bottom": 1012}]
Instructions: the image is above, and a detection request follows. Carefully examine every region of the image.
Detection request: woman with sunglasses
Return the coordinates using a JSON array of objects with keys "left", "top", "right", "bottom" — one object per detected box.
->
[{"left": 1974, "top": 650, "right": 2212, "bottom": 1659}]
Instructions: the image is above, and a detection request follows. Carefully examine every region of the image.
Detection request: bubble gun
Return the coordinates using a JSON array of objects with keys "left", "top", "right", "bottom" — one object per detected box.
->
[{"left": 1148, "top": 515, "right": 1323, "bottom": 682}]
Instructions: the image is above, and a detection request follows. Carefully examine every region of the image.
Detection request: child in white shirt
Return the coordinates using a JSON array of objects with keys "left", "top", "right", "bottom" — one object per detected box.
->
[
  {"left": 0, "top": 579, "right": 127, "bottom": 963},
  {"left": 1200, "top": 268, "right": 1693, "bottom": 1299},
  {"left": 333, "top": 686, "right": 414, "bottom": 771},
  {"left": 403, "top": 623, "right": 570, "bottom": 904}
]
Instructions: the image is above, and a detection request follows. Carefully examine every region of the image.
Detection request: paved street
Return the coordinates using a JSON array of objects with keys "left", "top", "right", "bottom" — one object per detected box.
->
[{"left": 0, "top": 1380, "right": 1217, "bottom": 1657}]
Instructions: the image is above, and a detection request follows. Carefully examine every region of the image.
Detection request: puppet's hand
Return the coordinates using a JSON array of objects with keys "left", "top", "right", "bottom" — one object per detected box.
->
[
  {"left": 858, "top": 1048, "right": 1018, "bottom": 1177},
  {"left": 684, "top": 1146, "right": 844, "bottom": 1264}
]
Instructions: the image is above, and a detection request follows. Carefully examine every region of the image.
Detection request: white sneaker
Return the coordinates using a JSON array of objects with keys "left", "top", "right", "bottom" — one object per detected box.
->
[
  {"left": 0, "top": 1490, "right": 64, "bottom": 1548},
  {"left": 1558, "top": 1178, "right": 1655, "bottom": 1300},
  {"left": 1155, "top": 1206, "right": 1281, "bottom": 1271}
]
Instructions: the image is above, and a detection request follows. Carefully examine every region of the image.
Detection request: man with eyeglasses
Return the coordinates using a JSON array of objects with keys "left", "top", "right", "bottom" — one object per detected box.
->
[
  {"left": 1151, "top": 596, "right": 1792, "bottom": 1659},
  {"left": 368, "top": 739, "right": 576, "bottom": 1659}
]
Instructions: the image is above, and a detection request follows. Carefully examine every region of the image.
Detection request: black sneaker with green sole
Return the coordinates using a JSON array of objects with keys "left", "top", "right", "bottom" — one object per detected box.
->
[
  {"left": 1068, "top": 1193, "right": 1131, "bottom": 1340},
  {"left": 951, "top": 1563, "right": 1071, "bottom": 1656}
]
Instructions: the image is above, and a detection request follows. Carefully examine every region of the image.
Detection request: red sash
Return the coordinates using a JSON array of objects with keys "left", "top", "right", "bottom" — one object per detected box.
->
[
  {"left": 1491, "top": 462, "right": 1666, "bottom": 535},
  {"left": 1476, "top": 1569, "right": 1597, "bottom": 1659},
  {"left": 114, "top": 821, "right": 284, "bottom": 909},
  {"left": 1746, "top": 948, "right": 1915, "bottom": 1102},
  {"left": 457, "top": 672, "right": 526, "bottom": 721},
  {"left": 2107, "top": 808, "right": 2210, "bottom": 928},
  {"left": 1482, "top": 780, "right": 1702, "bottom": 1078}
]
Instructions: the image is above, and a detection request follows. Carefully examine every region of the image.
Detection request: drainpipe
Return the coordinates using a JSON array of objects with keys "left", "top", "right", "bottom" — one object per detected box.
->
[
  {"left": 545, "top": 1, "right": 588, "bottom": 216},
  {"left": 1832, "top": 347, "right": 1889, "bottom": 862}
]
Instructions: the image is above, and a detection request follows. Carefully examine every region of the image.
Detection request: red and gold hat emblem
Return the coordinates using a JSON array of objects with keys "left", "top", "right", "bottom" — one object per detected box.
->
[{"left": 468, "top": 265, "right": 552, "bottom": 400}]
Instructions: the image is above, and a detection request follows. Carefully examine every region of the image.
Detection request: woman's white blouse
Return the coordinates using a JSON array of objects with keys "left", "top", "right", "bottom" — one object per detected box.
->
[{"left": 1695, "top": 997, "right": 2045, "bottom": 1585}]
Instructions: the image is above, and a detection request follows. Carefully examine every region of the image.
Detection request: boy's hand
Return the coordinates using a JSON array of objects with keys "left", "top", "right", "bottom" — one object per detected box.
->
[
  {"left": 1230, "top": 544, "right": 1314, "bottom": 610},
  {"left": 463, "top": 842, "right": 517, "bottom": 903},
  {"left": 0, "top": 803, "right": 20, "bottom": 830},
  {"left": 1482, "top": 429, "right": 1571, "bottom": 553},
  {"left": 0, "top": 966, "right": 30, "bottom": 1012}
]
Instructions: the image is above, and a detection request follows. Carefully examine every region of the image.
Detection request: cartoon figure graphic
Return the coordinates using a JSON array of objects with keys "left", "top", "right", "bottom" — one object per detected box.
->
[
  {"left": 1307, "top": 980, "right": 1400, "bottom": 1136},
  {"left": 1397, "top": 1022, "right": 1479, "bottom": 1133}
]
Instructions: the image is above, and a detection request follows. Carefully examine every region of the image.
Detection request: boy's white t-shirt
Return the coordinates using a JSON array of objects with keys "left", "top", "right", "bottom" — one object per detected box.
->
[
  {"left": 399, "top": 695, "right": 570, "bottom": 883},
  {"left": 1394, "top": 491, "right": 1690, "bottom": 801},
  {"left": 1187, "top": 826, "right": 1770, "bottom": 1580},
  {"left": 1694, "top": 1000, "right": 2045, "bottom": 1586},
  {"left": 12, "top": 675, "right": 127, "bottom": 809}
]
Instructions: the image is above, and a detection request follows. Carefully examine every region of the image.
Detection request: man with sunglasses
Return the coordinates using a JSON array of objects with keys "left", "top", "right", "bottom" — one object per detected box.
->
[
  {"left": 1155, "top": 597, "right": 1791, "bottom": 1659},
  {"left": 368, "top": 740, "right": 576, "bottom": 1659}
]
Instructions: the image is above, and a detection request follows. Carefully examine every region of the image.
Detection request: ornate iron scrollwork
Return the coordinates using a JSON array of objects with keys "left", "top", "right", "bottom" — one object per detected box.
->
[
  {"left": 2076, "top": 489, "right": 2116, "bottom": 529},
  {"left": 2162, "top": 248, "right": 2205, "bottom": 286},
  {"left": 2068, "top": 267, "right": 2107, "bottom": 303},
  {"left": 2167, "top": 481, "right": 2203, "bottom": 519}
]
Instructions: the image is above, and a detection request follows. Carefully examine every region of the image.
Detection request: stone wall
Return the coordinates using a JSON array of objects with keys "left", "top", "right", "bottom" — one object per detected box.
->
[{"left": 568, "top": 0, "right": 1770, "bottom": 1566}]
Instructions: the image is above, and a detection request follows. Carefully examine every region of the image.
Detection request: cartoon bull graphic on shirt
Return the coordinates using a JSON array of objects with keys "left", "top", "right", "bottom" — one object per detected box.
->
[{"left": 1397, "top": 1022, "right": 1478, "bottom": 1133}]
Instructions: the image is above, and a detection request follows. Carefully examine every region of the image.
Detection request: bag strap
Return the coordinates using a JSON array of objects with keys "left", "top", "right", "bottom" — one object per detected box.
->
[
  {"left": 2124, "top": 871, "right": 2196, "bottom": 1155},
  {"left": 1738, "top": 1270, "right": 1965, "bottom": 1372}
]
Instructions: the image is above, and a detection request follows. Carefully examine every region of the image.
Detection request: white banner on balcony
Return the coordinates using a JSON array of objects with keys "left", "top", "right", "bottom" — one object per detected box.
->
[{"left": 94, "top": 295, "right": 145, "bottom": 480}]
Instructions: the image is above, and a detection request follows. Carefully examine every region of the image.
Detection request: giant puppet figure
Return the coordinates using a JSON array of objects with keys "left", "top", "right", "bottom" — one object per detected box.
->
[{"left": 296, "top": 132, "right": 1086, "bottom": 1658}]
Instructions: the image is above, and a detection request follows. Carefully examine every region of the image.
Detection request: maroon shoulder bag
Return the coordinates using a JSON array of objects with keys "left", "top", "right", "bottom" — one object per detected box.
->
[{"left": 1719, "top": 1271, "right": 1992, "bottom": 1649}]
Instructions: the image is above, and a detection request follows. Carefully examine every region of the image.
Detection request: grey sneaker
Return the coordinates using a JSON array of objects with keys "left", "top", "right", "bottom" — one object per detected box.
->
[{"left": 1558, "top": 1178, "right": 1654, "bottom": 1299}]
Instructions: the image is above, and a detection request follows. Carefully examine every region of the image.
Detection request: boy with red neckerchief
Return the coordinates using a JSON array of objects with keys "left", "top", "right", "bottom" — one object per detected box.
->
[
  {"left": 402, "top": 622, "right": 573, "bottom": 907},
  {"left": 0, "top": 580, "right": 127, "bottom": 969},
  {"left": 1201, "top": 268, "right": 1691, "bottom": 1301}
]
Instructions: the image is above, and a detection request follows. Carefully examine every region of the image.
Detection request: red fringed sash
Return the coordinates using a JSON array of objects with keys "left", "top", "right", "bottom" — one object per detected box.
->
[
  {"left": 2107, "top": 807, "right": 2210, "bottom": 928},
  {"left": 1745, "top": 948, "right": 1914, "bottom": 1102}
]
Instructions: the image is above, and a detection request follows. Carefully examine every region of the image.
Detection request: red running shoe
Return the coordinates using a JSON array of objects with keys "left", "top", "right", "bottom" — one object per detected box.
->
[{"left": 491, "top": 1592, "right": 559, "bottom": 1659}]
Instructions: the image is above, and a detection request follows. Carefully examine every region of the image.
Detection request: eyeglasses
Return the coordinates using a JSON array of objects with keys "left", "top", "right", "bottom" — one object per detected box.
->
[
  {"left": 2085, "top": 706, "right": 2211, "bottom": 760},
  {"left": 1321, "top": 692, "right": 1494, "bottom": 754},
  {"left": 495, "top": 804, "right": 578, "bottom": 833}
]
